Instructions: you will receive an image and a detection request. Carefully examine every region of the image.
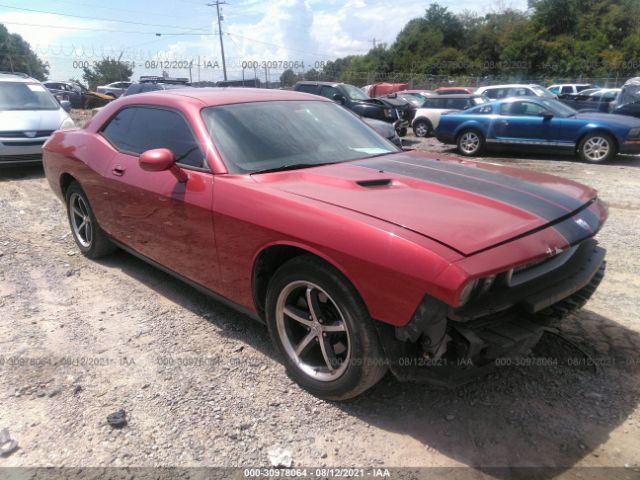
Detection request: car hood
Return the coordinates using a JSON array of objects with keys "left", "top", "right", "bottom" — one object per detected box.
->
[
  {"left": 573, "top": 112, "right": 640, "bottom": 127},
  {"left": 254, "top": 151, "right": 598, "bottom": 256},
  {"left": 0, "top": 109, "right": 68, "bottom": 132}
]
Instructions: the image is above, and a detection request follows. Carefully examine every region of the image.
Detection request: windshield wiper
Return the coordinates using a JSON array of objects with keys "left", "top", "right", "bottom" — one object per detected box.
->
[{"left": 250, "top": 162, "right": 337, "bottom": 175}]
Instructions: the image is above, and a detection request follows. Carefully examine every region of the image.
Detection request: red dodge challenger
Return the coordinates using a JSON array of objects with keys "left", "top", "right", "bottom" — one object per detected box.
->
[{"left": 43, "top": 88, "right": 607, "bottom": 400}]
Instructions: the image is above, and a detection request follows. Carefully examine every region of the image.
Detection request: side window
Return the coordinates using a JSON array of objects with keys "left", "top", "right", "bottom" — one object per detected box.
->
[
  {"left": 102, "top": 108, "right": 138, "bottom": 152},
  {"left": 102, "top": 107, "right": 205, "bottom": 168},
  {"left": 508, "top": 101, "right": 546, "bottom": 116},
  {"left": 484, "top": 88, "right": 499, "bottom": 99},
  {"left": 511, "top": 88, "right": 530, "bottom": 97},
  {"left": 296, "top": 84, "right": 317, "bottom": 94},
  {"left": 447, "top": 98, "right": 465, "bottom": 109},
  {"left": 319, "top": 85, "right": 340, "bottom": 100},
  {"left": 549, "top": 86, "right": 560, "bottom": 94},
  {"left": 433, "top": 98, "right": 446, "bottom": 108},
  {"left": 561, "top": 86, "right": 573, "bottom": 94}
]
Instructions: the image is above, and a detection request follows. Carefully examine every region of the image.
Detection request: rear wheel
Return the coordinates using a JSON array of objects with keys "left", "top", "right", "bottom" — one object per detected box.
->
[
  {"left": 413, "top": 119, "right": 432, "bottom": 137},
  {"left": 457, "top": 129, "right": 485, "bottom": 156},
  {"left": 578, "top": 133, "right": 616, "bottom": 163},
  {"left": 265, "top": 256, "right": 387, "bottom": 400},
  {"left": 65, "top": 182, "right": 116, "bottom": 259}
]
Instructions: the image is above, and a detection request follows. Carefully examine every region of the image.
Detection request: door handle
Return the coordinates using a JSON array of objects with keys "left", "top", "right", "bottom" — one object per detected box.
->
[{"left": 112, "top": 164, "right": 125, "bottom": 176}]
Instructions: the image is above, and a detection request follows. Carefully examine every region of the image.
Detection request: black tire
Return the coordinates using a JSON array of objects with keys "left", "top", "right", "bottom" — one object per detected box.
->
[
  {"left": 532, "top": 262, "right": 605, "bottom": 326},
  {"left": 578, "top": 132, "right": 616, "bottom": 163},
  {"left": 265, "top": 255, "right": 388, "bottom": 400},
  {"left": 456, "top": 128, "right": 485, "bottom": 156},
  {"left": 397, "top": 127, "right": 408, "bottom": 137},
  {"left": 65, "top": 182, "right": 117, "bottom": 259},
  {"left": 412, "top": 119, "right": 432, "bottom": 137}
]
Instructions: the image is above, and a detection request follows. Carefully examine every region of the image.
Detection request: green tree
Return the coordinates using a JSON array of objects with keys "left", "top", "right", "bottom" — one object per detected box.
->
[
  {"left": 279, "top": 68, "right": 299, "bottom": 86},
  {"left": 0, "top": 24, "right": 49, "bottom": 80},
  {"left": 82, "top": 57, "right": 133, "bottom": 90}
]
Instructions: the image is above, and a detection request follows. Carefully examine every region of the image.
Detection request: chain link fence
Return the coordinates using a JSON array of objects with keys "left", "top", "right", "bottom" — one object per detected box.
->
[{"left": 282, "top": 71, "right": 634, "bottom": 89}]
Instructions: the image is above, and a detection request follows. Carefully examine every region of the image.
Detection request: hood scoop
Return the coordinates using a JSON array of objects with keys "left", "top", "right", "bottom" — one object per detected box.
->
[{"left": 356, "top": 178, "right": 392, "bottom": 188}]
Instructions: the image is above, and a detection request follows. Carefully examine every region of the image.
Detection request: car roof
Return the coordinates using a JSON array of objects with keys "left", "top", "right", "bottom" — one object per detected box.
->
[
  {"left": 0, "top": 72, "right": 37, "bottom": 83},
  {"left": 119, "top": 87, "right": 331, "bottom": 107},
  {"left": 430, "top": 93, "right": 480, "bottom": 99},
  {"left": 486, "top": 96, "right": 551, "bottom": 105},
  {"left": 477, "top": 84, "right": 542, "bottom": 89},
  {"left": 295, "top": 81, "right": 341, "bottom": 87}
]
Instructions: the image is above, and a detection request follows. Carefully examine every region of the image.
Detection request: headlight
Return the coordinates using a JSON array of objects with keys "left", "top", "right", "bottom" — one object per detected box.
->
[
  {"left": 628, "top": 128, "right": 640, "bottom": 138},
  {"left": 458, "top": 279, "right": 478, "bottom": 306},
  {"left": 59, "top": 117, "right": 75, "bottom": 130}
]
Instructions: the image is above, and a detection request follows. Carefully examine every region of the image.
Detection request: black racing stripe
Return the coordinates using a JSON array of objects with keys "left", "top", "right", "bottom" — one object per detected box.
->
[
  {"left": 354, "top": 157, "right": 578, "bottom": 221},
  {"left": 553, "top": 206, "right": 601, "bottom": 245},
  {"left": 397, "top": 156, "right": 586, "bottom": 212}
]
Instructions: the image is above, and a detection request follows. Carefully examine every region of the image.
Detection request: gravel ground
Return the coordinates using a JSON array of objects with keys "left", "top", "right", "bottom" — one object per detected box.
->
[{"left": 0, "top": 124, "right": 639, "bottom": 475}]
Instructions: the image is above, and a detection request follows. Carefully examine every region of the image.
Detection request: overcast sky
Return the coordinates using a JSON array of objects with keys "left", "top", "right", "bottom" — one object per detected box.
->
[{"left": 1, "top": 0, "right": 529, "bottom": 82}]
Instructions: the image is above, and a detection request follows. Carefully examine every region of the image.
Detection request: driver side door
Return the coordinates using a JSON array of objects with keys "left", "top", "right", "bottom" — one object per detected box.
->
[
  {"left": 99, "top": 106, "right": 220, "bottom": 291},
  {"left": 491, "top": 100, "right": 554, "bottom": 145}
]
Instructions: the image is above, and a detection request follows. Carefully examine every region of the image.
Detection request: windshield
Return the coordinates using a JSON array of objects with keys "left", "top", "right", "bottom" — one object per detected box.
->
[
  {"left": 342, "top": 84, "right": 370, "bottom": 100},
  {"left": 202, "top": 100, "right": 398, "bottom": 174},
  {"left": 538, "top": 99, "right": 578, "bottom": 117},
  {"left": 0, "top": 82, "right": 60, "bottom": 111},
  {"left": 531, "top": 85, "right": 556, "bottom": 97}
]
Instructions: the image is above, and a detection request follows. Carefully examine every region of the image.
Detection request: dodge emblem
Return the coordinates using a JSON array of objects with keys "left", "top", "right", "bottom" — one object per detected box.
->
[{"left": 574, "top": 218, "right": 590, "bottom": 230}]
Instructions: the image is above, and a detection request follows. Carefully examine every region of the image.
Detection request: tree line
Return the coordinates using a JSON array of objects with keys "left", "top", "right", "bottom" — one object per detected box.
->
[{"left": 281, "top": 0, "right": 640, "bottom": 85}]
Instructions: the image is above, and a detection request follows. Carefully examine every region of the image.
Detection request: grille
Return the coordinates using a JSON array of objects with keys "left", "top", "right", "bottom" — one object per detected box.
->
[
  {"left": 507, "top": 245, "right": 578, "bottom": 287},
  {"left": 0, "top": 154, "right": 42, "bottom": 163},
  {"left": 0, "top": 130, "right": 54, "bottom": 138}
]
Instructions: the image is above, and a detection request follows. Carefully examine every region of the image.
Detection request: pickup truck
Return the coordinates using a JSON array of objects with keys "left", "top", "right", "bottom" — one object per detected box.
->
[{"left": 293, "top": 81, "right": 410, "bottom": 136}]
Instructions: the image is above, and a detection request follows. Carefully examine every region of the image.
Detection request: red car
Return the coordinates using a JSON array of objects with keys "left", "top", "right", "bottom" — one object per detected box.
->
[
  {"left": 43, "top": 88, "right": 607, "bottom": 400},
  {"left": 434, "top": 87, "right": 475, "bottom": 95}
]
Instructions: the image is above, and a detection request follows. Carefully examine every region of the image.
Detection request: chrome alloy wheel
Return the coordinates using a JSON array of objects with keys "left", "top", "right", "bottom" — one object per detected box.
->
[
  {"left": 69, "top": 192, "right": 92, "bottom": 248},
  {"left": 459, "top": 131, "right": 480, "bottom": 154},
  {"left": 414, "top": 122, "right": 429, "bottom": 137},
  {"left": 583, "top": 136, "right": 610, "bottom": 162},
  {"left": 275, "top": 281, "right": 351, "bottom": 382}
]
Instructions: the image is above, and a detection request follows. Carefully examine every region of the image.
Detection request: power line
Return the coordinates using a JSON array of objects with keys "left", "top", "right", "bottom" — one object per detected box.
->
[
  {"left": 0, "top": 21, "right": 218, "bottom": 36},
  {"left": 0, "top": 3, "right": 212, "bottom": 32},
  {"left": 15, "top": 0, "right": 206, "bottom": 21}
]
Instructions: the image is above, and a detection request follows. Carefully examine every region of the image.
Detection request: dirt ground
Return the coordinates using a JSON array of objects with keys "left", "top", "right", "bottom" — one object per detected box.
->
[{"left": 1, "top": 123, "right": 639, "bottom": 477}]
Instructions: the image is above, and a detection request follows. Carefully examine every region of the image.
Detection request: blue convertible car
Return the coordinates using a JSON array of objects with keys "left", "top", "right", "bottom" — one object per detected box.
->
[{"left": 435, "top": 97, "right": 640, "bottom": 163}]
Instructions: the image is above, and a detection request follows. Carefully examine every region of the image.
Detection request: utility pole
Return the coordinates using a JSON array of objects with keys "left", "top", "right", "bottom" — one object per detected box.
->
[{"left": 207, "top": 1, "right": 228, "bottom": 81}]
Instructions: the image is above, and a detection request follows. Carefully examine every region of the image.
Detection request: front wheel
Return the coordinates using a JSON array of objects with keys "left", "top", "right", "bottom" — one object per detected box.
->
[
  {"left": 65, "top": 182, "right": 117, "bottom": 259},
  {"left": 413, "top": 119, "right": 432, "bottom": 137},
  {"left": 457, "top": 129, "right": 485, "bottom": 156},
  {"left": 578, "top": 133, "right": 616, "bottom": 163},
  {"left": 265, "top": 256, "right": 387, "bottom": 400}
]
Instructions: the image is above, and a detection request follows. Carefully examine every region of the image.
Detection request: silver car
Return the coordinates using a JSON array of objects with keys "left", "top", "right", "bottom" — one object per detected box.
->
[
  {"left": 0, "top": 72, "right": 75, "bottom": 166},
  {"left": 96, "top": 81, "right": 132, "bottom": 98}
]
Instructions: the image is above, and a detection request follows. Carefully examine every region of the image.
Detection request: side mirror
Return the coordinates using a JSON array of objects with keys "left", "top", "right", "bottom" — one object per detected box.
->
[
  {"left": 332, "top": 93, "right": 345, "bottom": 104},
  {"left": 139, "top": 148, "right": 188, "bottom": 182},
  {"left": 539, "top": 111, "right": 554, "bottom": 120},
  {"left": 60, "top": 100, "right": 71, "bottom": 112}
]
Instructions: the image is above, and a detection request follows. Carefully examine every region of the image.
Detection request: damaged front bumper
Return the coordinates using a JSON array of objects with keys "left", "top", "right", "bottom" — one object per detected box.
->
[{"left": 376, "top": 238, "right": 606, "bottom": 387}]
